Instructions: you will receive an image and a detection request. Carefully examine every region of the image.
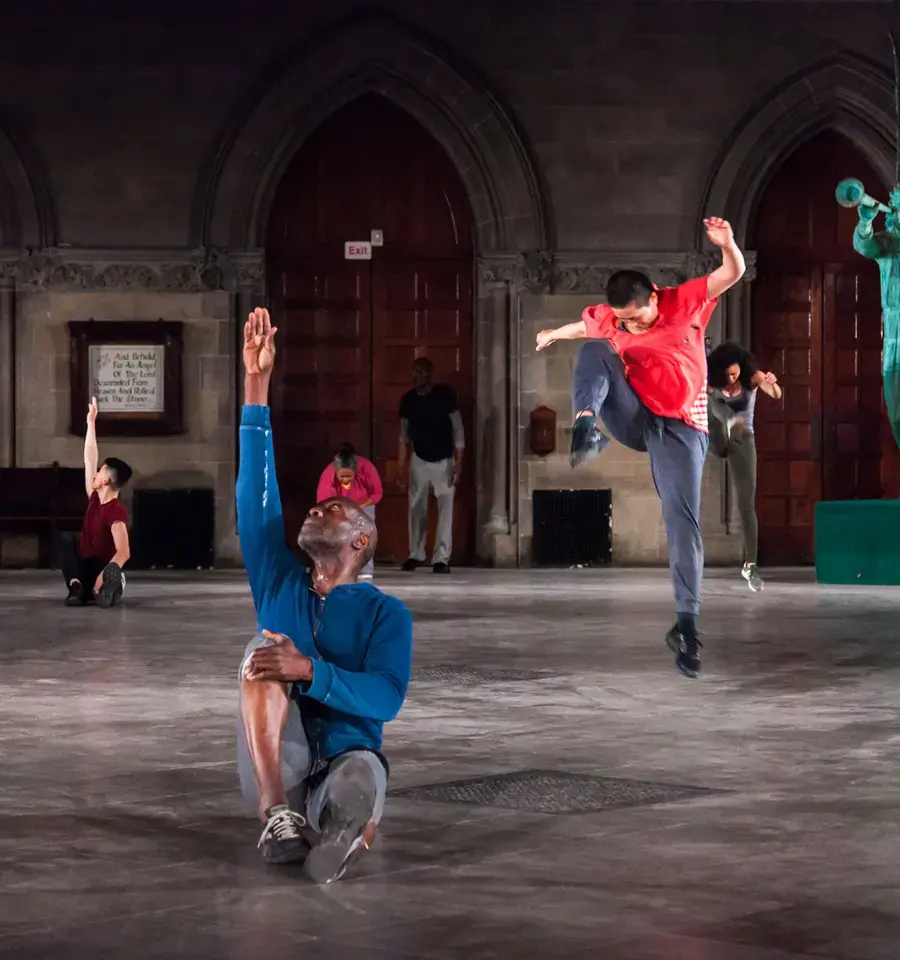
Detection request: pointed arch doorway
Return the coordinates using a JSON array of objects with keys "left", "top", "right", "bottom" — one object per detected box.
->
[
  {"left": 265, "top": 94, "right": 476, "bottom": 565},
  {"left": 751, "top": 131, "right": 895, "bottom": 564}
]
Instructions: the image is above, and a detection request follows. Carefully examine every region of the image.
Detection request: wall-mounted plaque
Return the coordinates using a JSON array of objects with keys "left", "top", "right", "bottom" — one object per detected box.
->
[{"left": 68, "top": 320, "right": 184, "bottom": 436}]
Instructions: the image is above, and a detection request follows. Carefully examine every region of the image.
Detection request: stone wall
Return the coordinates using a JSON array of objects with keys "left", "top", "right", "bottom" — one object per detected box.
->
[
  {"left": 9, "top": 290, "right": 240, "bottom": 566},
  {"left": 0, "top": 1, "right": 894, "bottom": 567}
]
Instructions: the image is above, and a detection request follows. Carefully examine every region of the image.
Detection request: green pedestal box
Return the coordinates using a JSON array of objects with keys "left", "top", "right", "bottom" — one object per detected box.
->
[{"left": 815, "top": 500, "right": 900, "bottom": 585}]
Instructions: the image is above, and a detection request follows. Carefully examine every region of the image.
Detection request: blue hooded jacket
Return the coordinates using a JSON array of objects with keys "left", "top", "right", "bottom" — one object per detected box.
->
[{"left": 236, "top": 404, "right": 413, "bottom": 768}]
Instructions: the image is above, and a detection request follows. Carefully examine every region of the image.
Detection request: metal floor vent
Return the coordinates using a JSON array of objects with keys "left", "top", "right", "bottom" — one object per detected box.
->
[
  {"left": 413, "top": 666, "right": 550, "bottom": 684},
  {"left": 391, "top": 769, "right": 719, "bottom": 814}
]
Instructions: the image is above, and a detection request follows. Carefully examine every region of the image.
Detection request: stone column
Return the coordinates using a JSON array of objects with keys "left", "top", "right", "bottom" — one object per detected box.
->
[
  {"left": 0, "top": 283, "right": 15, "bottom": 466},
  {"left": 476, "top": 257, "right": 520, "bottom": 565}
]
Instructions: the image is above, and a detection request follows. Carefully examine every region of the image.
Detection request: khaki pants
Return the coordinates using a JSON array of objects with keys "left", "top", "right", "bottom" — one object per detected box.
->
[{"left": 408, "top": 454, "right": 454, "bottom": 565}]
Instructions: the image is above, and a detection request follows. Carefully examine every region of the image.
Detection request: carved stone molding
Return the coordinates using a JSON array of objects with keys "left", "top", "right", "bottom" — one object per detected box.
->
[
  {"left": 478, "top": 248, "right": 758, "bottom": 296},
  {"left": 0, "top": 247, "right": 266, "bottom": 293}
]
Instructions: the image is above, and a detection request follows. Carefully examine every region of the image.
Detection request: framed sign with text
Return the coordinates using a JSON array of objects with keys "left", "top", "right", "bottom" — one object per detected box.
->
[{"left": 68, "top": 320, "right": 184, "bottom": 436}]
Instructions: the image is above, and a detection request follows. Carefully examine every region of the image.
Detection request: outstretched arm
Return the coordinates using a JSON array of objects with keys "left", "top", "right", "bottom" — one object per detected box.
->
[
  {"left": 704, "top": 217, "right": 746, "bottom": 299},
  {"left": 237, "top": 307, "right": 296, "bottom": 610},
  {"left": 536, "top": 320, "right": 587, "bottom": 351},
  {"left": 84, "top": 397, "right": 99, "bottom": 498}
]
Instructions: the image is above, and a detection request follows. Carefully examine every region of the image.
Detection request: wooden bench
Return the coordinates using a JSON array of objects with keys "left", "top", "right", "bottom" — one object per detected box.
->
[{"left": 0, "top": 462, "right": 87, "bottom": 567}]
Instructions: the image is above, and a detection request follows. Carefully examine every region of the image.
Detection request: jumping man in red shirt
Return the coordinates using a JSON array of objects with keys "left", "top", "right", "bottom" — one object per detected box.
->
[
  {"left": 535, "top": 218, "right": 746, "bottom": 678},
  {"left": 60, "top": 397, "right": 132, "bottom": 608}
]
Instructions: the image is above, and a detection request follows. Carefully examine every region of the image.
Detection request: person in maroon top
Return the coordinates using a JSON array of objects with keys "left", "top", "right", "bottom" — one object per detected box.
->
[{"left": 60, "top": 397, "right": 132, "bottom": 607}]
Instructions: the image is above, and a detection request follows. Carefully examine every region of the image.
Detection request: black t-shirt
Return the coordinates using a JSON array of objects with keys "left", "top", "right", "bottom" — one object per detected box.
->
[{"left": 399, "top": 384, "right": 459, "bottom": 463}]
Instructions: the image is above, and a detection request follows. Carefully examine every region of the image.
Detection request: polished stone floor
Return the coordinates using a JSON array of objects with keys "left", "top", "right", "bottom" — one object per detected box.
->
[{"left": 1, "top": 567, "right": 899, "bottom": 959}]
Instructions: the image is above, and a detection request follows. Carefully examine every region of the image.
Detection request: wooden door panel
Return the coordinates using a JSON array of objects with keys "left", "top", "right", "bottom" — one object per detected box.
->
[
  {"left": 371, "top": 259, "right": 474, "bottom": 564},
  {"left": 753, "top": 266, "right": 822, "bottom": 562},
  {"left": 751, "top": 132, "right": 890, "bottom": 563},
  {"left": 267, "top": 95, "right": 475, "bottom": 564},
  {"left": 268, "top": 258, "right": 371, "bottom": 542},
  {"left": 822, "top": 261, "right": 884, "bottom": 502}
]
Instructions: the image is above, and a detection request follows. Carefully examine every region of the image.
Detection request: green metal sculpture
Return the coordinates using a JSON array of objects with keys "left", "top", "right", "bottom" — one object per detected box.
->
[{"left": 835, "top": 32, "right": 900, "bottom": 448}]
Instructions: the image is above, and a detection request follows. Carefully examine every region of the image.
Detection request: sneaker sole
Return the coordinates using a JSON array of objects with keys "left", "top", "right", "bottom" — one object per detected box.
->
[
  {"left": 304, "top": 773, "right": 377, "bottom": 885},
  {"left": 95, "top": 564, "right": 123, "bottom": 609}
]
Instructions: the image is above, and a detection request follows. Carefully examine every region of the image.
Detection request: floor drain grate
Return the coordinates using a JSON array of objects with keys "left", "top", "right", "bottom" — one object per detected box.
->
[
  {"left": 391, "top": 769, "right": 719, "bottom": 814},
  {"left": 413, "top": 666, "right": 549, "bottom": 684}
]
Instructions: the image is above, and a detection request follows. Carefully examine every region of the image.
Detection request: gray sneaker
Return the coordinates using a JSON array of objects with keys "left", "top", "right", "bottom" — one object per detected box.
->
[{"left": 741, "top": 563, "right": 764, "bottom": 592}]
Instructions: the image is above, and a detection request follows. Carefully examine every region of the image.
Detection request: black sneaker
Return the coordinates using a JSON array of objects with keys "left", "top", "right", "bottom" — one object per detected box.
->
[
  {"left": 570, "top": 414, "right": 610, "bottom": 468},
  {"left": 95, "top": 563, "right": 124, "bottom": 609},
  {"left": 401, "top": 558, "right": 420, "bottom": 572},
  {"left": 257, "top": 806, "right": 310, "bottom": 865},
  {"left": 666, "top": 625, "right": 703, "bottom": 679},
  {"left": 65, "top": 580, "right": 85, "bottom": 606},
  {"left": 432, "top": 562, "right": 451, "bottom": 574},
  {"left": 304, "top": 761, "right": 378, "bottom": 885}
]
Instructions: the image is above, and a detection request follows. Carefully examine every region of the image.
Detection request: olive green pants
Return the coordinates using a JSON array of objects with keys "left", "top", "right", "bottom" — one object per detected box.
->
[{"left": 709, "top": 417, "right": 758, "bottom": 565}]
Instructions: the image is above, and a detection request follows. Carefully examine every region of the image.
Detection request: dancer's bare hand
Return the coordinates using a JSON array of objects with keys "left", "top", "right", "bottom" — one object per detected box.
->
[
  {"left": 759, "top": 371, "right": 778, "bottom": 386},
  {"left": 536, "top": 329, "right": 558, "bottom": 352},
  {"left": 86, "top": 396, "right": 98, "bottom": 426},
  {"left": 243, "top": 307, "right": 278, "bottom": 376},
  {"left": 244, "top": 630, "right": 313, "bottom": 683},
  {"left": 703, "top": 217, "right": 735, "bottom": 248}
]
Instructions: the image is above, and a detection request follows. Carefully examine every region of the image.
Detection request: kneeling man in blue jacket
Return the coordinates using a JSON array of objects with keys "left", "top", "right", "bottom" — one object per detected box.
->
[{"left": 236, "top": 307, "right": 413, "bottom": 883}]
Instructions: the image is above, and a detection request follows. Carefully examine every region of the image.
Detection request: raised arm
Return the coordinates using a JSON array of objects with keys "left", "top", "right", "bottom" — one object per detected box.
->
[
  {"left": 703, "top": 217, "right": 746, "bottom": 299},
  {"left": 84, "top": 397, "right": 99, "bottom": 498},
  {"left": 852, "top": 205, "right": 900, "bottom": 259},
  {"left": 236, "top": 307, "right": 296, "bottom": 609}
]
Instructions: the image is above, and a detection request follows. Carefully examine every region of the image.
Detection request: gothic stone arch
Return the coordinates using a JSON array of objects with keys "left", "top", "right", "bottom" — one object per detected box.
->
[
  {"left": 198, "top": 15, "right": 551, "bottom": 564},
  {"left": 698, "top": 52, "right": 895, "bottom": 535}
]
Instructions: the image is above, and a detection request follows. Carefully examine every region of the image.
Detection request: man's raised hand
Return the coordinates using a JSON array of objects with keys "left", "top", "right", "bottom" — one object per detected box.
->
[
  {"left": 243, "top": 307, "right": 278, "bottom": 376},
  {"left": 86, "top": 396, "right": 98, "bottom": 427},
  {"left": 703, "top": 217, "right": 735, "bottom": 248}
]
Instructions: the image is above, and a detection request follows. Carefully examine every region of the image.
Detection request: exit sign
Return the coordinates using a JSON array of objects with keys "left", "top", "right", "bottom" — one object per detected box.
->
[{"left": 344, "top": 241, "right": 372, "bottom": 260}]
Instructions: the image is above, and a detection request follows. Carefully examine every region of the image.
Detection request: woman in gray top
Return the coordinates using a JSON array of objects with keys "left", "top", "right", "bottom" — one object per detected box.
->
[{"left": 707, "top": 342, "right": 783, "bottom": 592}]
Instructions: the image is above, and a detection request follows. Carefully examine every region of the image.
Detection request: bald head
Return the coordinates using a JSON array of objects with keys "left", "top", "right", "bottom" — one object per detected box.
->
[{"left": 298, "top": 496, "right": 377, "bottom": 569}]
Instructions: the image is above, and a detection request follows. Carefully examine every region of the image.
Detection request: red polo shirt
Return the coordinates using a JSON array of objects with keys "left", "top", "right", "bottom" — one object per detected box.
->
[{"left": 582, "top": 276, "right": 717, "bottom": 431}]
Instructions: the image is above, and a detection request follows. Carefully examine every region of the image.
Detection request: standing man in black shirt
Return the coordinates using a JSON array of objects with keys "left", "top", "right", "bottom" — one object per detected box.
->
[{"left": 397, "top": 357, "right": 465, "bottom": 573}]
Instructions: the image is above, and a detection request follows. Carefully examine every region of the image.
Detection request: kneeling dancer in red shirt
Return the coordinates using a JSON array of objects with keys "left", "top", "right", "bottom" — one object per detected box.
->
[
  {"left": 60, "top": 397, "right": 131, "bottom": 608},
  {"left": 536, "top": 218, "right": 746, "bottom": 678}
]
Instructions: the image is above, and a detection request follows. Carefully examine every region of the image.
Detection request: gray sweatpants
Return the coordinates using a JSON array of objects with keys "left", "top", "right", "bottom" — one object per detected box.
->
[
  {"left": 573, "top": 340, "right": 709, "bottom": 616},
  {"left": 408, "top": 453, "right": 454, "bottom": 565},
  {"left": 236, "top": 635, "right": 387, "bottom": 829},
  {"left": 708, "top": 410, "right": 758, "bottom": 565}
]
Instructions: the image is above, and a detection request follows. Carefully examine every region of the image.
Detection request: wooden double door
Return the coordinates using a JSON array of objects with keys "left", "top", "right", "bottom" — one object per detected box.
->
[
  {"left": 752, "top": 133, "right": 895, "bottom": 564},
  {"left": 266, "top": 95, "right": 476, "bottom": 564}
]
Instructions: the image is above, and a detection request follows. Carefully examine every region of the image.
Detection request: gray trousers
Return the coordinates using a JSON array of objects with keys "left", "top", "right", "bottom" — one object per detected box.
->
[
  {"left": 236, "top": 635, "right": 387, "bottom": 829},
  {"left": 409, "top": 453, "right": 454, "bottom": 565},
  {"left": 573, "top": 340, "right": 709, "bottom": 616},
  {"left": 709, "top": 414, "right": 758, "bottom": 565}
]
